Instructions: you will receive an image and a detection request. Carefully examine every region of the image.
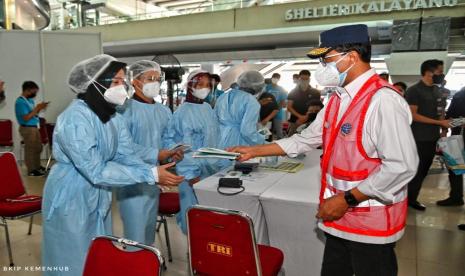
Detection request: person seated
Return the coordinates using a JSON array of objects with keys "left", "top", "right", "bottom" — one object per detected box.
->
[
  {"left": 296, "top": 100, "right": 324, "bottom": 133},
  {"left": 258, "top": 92, "right": 279, "bottom": 141},
  {"left": 393, "top": 81, "right": 407, "bottom": 96}
]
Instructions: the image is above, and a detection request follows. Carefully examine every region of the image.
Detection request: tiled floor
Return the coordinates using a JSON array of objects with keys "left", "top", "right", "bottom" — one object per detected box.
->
[{"left": 1, "top": 163, "right": 465, "bottom": 275}]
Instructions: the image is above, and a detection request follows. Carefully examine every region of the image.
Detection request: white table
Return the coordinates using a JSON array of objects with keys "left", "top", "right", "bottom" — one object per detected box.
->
[
  {"left": 260, "top": 150, "right": 325, "bottom": 276},
  {"left": 194, "top": 166, "right": 288, "bottom": 244}
]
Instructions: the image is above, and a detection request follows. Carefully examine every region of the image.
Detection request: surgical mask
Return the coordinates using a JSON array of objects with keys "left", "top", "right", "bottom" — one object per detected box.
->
[
  {"left": 27, "top": 92, "right": 37, "bottom": 99},
  {"left": 142, "top": 81, "right": 160, "bottom": 98},
  {"left": 103, "top": 85, "right": 129, "bottom": 106},
  {"left": 299, "top": 81, "right": 310, "bottom": 90},
  {"left": 192, "top": 87, "right": 210, "bottom": 100},
  {"left": 432, "top": 74, "right": 445, "bottom": 85},
  {"left": 271, "top": 78, "right": 279, "bottom": 85},
  {"left": 315, "top": 54, "right": 354, "bottom": 87}
]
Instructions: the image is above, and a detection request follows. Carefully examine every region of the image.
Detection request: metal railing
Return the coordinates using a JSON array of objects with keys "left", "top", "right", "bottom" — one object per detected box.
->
[{"left": 49, "top": 0, "right": 307, "bottom": 29}]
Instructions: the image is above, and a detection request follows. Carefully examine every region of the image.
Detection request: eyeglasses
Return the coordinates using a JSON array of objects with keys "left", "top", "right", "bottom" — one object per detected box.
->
[
  {"left": 319, "top": 52, "right": 347, "bottom": 66},
  {"left": 101, "top": 77, "right": 127, "bottom": 84},
  {"left": 140, "top": 75, "right": 163, "bottom": 83}
]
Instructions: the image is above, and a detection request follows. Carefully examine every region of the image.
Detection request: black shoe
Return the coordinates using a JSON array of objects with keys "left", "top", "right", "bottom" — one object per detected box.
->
[
  {"left": 458, "top": 224, "right": 465, "bottom": 231},
  {"left": 28, "top": 169, "right": 45, "bottom": 177},
  {"left": 409, "top": 201, "right": 426, "bottom": 211},
  {"left": 436, "top": 198, "right": 464, "bottom": 206}
]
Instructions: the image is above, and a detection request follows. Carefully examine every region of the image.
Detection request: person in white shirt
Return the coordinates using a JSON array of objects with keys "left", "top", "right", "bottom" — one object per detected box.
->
[{"left": 229, "top": 24, "right": 419, "bottom": 276}]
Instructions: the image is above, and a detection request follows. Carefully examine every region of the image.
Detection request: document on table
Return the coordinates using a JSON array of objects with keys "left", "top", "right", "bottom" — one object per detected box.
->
[
  {"left": 260, "top": 161, "right": 304, "bottom": 173},
  {"left": 193, "top": 148, "right": 240, "bottom": 160}
]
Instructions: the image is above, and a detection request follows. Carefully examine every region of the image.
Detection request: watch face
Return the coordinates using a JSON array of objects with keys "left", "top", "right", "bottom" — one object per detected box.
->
[{"left": 345, "top": 191, "right": 358, "bottom": 206}]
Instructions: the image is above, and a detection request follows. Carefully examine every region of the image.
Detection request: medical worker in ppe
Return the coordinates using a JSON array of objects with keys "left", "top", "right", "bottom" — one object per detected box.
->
[
  {"left": 116, "top": 60, "right": 184, "bottom": 245},
  {"left": 165, "top": 70, "right": 222, "bottom": 234},
  {"left": 215, "top": 70, "right": 266, "bottom": 149},
  {"left": 42, "top": 54, "right": 184, "bottom": 276}
]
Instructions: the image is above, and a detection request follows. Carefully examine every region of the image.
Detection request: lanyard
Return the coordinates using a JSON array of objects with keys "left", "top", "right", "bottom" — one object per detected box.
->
[
  {"left": 20, "top": 96, "right": 35, "bottom": 111},
  {"left": 20, "top": 96, "right": 39, "bottom": 127}
]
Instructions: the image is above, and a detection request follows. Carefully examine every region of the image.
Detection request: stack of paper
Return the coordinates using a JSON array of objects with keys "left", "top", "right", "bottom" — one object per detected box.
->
[
  {"left": 169, "top": 144, "right": 192, "bottom": 152},
  {"left": 193, "top": 148, "right": 240, "bottom": 160},
  {"left": 260, "top": 161, "right": 304, "bottom": 173}
]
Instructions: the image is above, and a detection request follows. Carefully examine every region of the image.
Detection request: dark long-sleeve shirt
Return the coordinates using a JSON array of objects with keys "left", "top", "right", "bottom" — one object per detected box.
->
[{"left": 446, "top": 88, "right": 465, "bottom": 136}]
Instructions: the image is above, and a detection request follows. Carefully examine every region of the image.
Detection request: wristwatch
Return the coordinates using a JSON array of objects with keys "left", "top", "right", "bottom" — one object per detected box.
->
[{"left": 344, "top": 190, "right": 359, "bottom": 207}]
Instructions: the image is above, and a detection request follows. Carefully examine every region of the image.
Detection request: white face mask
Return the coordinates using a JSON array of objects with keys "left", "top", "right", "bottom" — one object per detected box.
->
[
  {"left": 271, "top": 78, "right": 279, "bottom": 85},
  {"left": 299, "top": 80, "right": 310, "bottom": 90},
  {"left": 103, "top": 85, "right": 129, "bottom": 106},
  {"left": 142, "top": 81, "right": 160, "bottom": 98},
  {"left": 192, "top": 87, "right": 210, "bottom": 100},
  {"left": 315, "top": 53, "right": 354, "bottom": 87}
]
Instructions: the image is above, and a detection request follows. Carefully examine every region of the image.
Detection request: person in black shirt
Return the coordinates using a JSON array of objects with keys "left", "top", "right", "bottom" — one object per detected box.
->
[
  {"left": 405, "top": 59, "right": 451, "bottom": 211},
  {"left": 295, "top": 100, "right": 324, "bottom": 134},
  {"left": 287, "top": 70, "right": 321, "bottom": 135},
  {"left": 437, "top": 87, "right": 465, "bottom": 208},
  {"left": 258, "top": 92, "right": 279, "bottom": 141}
]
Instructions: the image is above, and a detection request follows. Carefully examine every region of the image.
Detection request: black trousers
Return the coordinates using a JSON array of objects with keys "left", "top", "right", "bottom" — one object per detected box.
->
[
  {"left": 408, "top": 141, "right": 437, "bottom": 203},
  {"left": 447, "top": 169, "right": 464, "bottom": 201},
  {"left": 321, "top": 234, "right": 397, "bottom": 276}
]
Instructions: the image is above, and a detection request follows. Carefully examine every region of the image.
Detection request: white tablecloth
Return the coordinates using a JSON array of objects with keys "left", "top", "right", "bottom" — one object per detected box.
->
[
  {"left": 260, "top": 150, "right": 325, "bottom": 276},
  {"left": 194, "top": 166, "right": 288, "bottom": 244}
]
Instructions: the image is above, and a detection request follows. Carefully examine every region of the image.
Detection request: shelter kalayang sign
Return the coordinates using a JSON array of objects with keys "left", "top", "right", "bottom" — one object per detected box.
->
[{"left": 285, "top": 0, "right": 458, "bottom": 21}]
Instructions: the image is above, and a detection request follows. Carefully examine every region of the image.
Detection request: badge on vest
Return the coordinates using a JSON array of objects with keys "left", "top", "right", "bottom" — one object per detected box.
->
[
  {"left": 324, "top": 122, "right": 330, "bottom": 129},
  {"left": 341, "top": 123, "right": 352, "bottom": 136}
]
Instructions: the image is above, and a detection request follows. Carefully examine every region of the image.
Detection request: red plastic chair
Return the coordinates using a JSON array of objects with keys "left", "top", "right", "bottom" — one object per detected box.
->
[
  {"left": 83, "top": 235, "right": 164, "bottom": 276},
  {"left": 0, "top": 119, "right": 14, "bottom": 151},
  {"left": 156, "top": 192, "right": 180, "bottom": 262},
  {"left": 187, "top": 205, "right": 284, "bottom": 276},
  {"left": 0, "top": 152, "right": 42, "bottom": 266}
]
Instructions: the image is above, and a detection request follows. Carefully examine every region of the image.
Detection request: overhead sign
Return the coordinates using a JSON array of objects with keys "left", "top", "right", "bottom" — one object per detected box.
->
[{"left": 285, "top": 0, "right": 458, "bottom": 21}]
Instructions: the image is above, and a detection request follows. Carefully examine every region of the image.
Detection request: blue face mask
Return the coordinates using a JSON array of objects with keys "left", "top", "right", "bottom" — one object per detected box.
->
[{"left": 335, "top": 64, "right": 350, "bottom": 87}]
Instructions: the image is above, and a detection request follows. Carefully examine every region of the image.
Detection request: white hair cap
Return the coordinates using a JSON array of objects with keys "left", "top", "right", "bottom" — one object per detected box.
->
[
  {"left": 67, "top": 54, "right": 117, "bottom": 94},
  {"left": 128, "top": 60, "right": 161, "bottom": 80}
]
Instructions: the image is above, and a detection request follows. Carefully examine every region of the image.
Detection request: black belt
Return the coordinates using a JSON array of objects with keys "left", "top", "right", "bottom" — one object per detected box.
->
[{"left": 20, "top": 125, "right": 37, "bottom": 128}]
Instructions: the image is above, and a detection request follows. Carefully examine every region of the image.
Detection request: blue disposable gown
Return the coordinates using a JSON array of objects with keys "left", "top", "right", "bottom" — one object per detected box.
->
[
  {"left": 42, "top": 100, "right": 156, "bottom": 276},
  {"left": 215, "top": 89, "right": 265, "bottom": 149},
  {"left": 165, "top": 102, "right": 223, "bottom": 234},
  {"left": 116, "top": 99, "right": 172, "bottom": 246}
]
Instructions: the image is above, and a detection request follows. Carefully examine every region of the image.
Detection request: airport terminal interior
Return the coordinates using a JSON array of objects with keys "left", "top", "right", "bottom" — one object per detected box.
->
[{"left": 0, "top": 0, "right": 465, "bottom": 275}]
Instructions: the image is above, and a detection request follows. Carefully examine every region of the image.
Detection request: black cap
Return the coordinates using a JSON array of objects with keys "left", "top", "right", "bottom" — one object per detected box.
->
[{"left": 307, "top": 24, "right": 370, "bottom": 59}]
